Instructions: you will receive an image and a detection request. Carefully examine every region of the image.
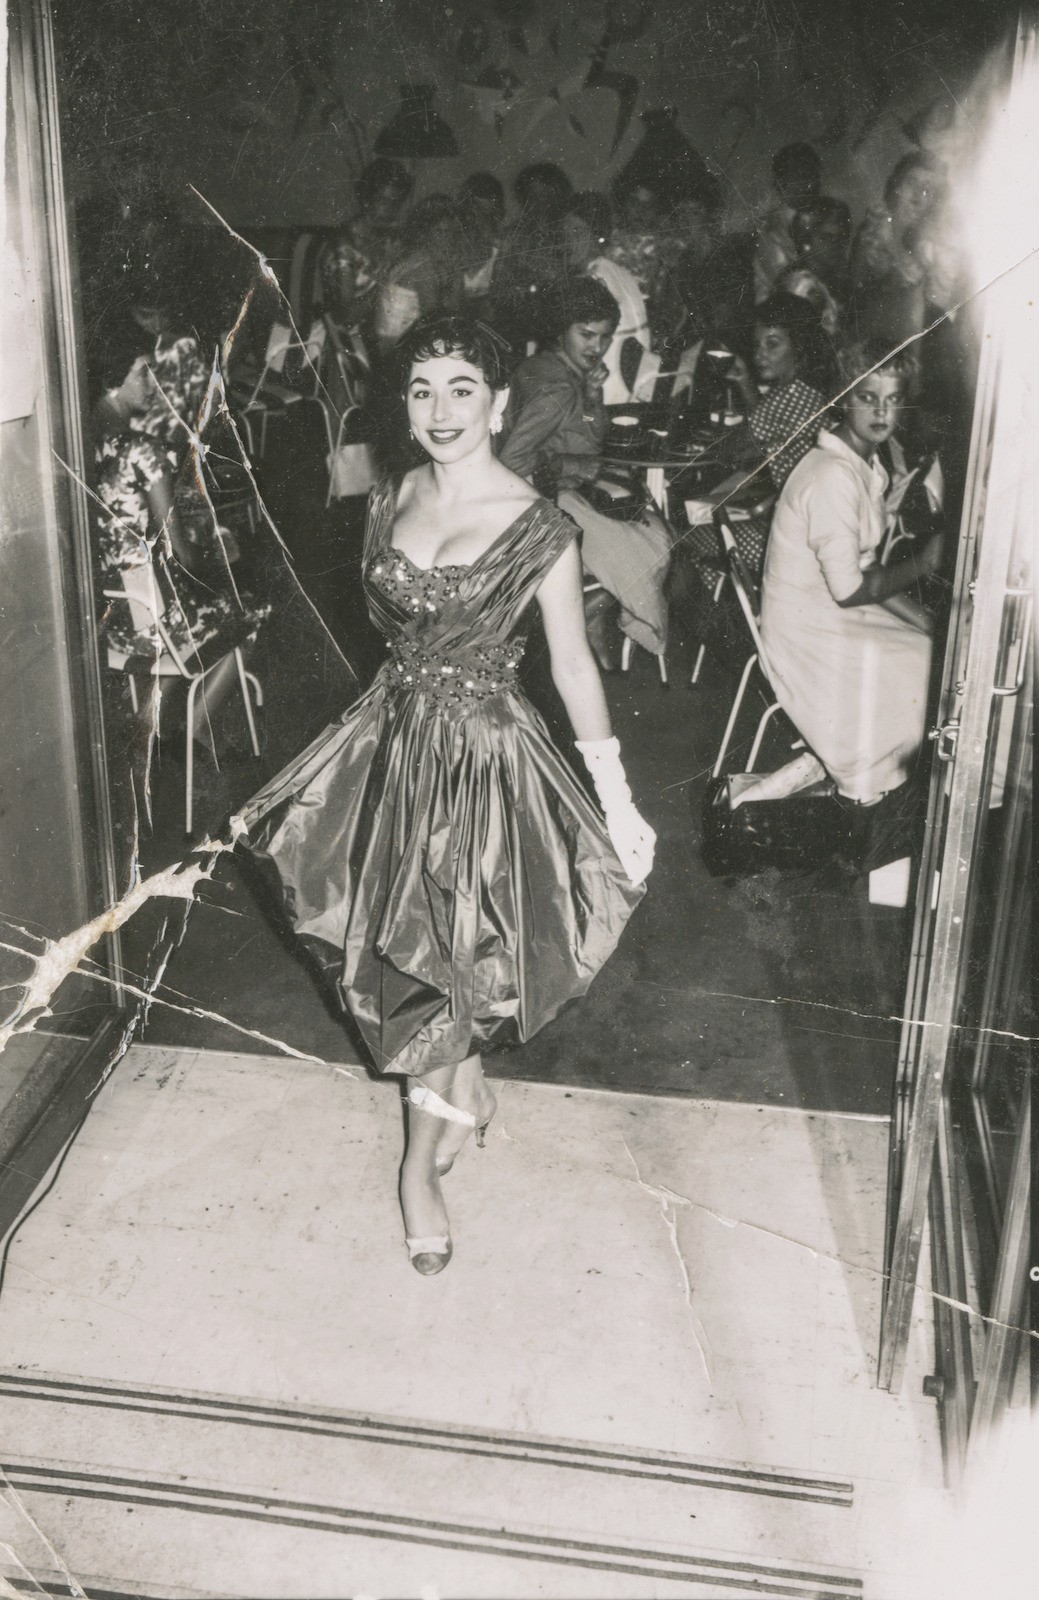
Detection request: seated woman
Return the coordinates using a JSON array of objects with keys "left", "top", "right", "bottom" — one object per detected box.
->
[
  {"left": 676, "top": 293, "right": 834, "bottom": 586},
  {"left": 759, "top": 341, "right": 942, "bottom": 808},
  {"left": 499, "top": 276, "right": 674, "bottom": 662},
  {"left": 698, "top": 291, "right": 835, "bottom": 499},
  {"left": 92, "top": 321, "right": 269, "bottom": 748}
]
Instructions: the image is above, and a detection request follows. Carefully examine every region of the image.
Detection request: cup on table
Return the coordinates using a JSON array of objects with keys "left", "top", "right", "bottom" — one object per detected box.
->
[{"left": 610, "top": 413, "right": 640, "bottom": 442}]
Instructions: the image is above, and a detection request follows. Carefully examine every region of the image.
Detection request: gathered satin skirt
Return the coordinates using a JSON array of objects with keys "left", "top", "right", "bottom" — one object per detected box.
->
[{"left": 237, "top": 669, "right": 644, "bottom": 1076}]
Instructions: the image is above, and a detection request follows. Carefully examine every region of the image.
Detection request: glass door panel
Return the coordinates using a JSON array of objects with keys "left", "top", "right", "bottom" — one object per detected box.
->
[
  {"left": 0, "top": 0, "right": 127, "bottom": 1221},
  {"left": 878, "top": 18, "right": 1036, "bottom": 1484}
]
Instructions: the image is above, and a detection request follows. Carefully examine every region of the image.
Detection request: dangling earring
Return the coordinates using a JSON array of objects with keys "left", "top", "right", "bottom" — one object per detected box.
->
[{"left": 490, "top": 411, "right": 503, "bottom": 435}]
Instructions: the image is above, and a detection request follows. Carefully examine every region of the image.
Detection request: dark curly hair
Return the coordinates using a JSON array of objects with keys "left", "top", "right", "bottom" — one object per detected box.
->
[
  {"left": 754, "top": 290, "right": 834, "bottom": 393},
  {"left": 546, "top": 275, "right": 621, "bottom": 340},
  {"left": 395, "top": 314, "right": 515, "bottom": 394}
]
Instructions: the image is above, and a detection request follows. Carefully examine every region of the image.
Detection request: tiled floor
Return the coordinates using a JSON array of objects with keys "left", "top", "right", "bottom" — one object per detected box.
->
[{"left": 0, "top": 1045, "right": 952, "bottom": 1597}]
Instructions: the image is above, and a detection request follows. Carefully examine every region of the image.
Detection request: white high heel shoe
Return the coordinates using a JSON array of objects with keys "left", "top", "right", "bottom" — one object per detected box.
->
[{"left": 403, "top": 1085, "right": 475, "bottom": 1273}]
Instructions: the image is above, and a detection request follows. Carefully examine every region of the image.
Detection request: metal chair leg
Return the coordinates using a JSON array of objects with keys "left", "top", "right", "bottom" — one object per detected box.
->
[
  {"left": 747, "top": 701, "right": 782, "bottom": 772},
  {"left": 621, "top": 634, "right": 667, "bottom": 683},
  {"left": 184, "top": 675, "right": 201, "bottom": 835},
  {"left": 712, "top": 654, "right": 756, "bottom": 778},
  {"left": 234, "top": 647, "right": 262, "bottom": 756},
  {"left": 689, "top": 571, "right": 725, "bottom": 686}
]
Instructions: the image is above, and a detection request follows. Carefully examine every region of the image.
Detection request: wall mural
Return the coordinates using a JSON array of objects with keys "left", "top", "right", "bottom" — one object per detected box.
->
[{"left": 55, "top": 0, "right": 988, "bottom": 231}]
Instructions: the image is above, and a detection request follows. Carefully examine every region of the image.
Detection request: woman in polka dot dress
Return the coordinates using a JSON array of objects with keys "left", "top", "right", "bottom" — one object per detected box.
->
[{"left": 234, "top": 317, "right": 654, "bottom": 1276}]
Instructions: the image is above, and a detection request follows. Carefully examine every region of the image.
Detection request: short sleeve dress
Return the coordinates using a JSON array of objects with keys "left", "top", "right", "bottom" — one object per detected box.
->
[
  {"left": 235, "top": 480, "right": 645, "bottom": 1076},
  {"left": 760, "top": 432, "right": 933, "bottom": 802}
]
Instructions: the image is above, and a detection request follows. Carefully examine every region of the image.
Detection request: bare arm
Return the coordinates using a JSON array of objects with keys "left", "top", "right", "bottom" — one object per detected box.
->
[
  {"left": 535, "top": 539, "right": 612, "bottom": 742},
  {"left": 837, "top": 533, "right": 943, "bottom": 613}
]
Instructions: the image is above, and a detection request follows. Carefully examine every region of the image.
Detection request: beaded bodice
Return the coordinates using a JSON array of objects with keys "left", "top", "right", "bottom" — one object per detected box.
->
[{"left": 362, "top": 478, "right": 577, "bottom": 713}]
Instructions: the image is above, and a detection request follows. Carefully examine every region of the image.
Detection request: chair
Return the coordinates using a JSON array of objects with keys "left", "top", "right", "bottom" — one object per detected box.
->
[
  {"left": 103, "top": 564, "right": 263, "bottom": 834},
  {"left": 684, "top": 499, "right": 774, "bottom": 688},
  {"left": 315, "top": 320, "right": 376, "bottom": 504},
  {"left": 710, "top": 509, "right": 790, "bottom": 779},
  {"left": 234, "top": 320, "right": 314, "bottom": 460},
  {"left": 690, "top": 563, "right": 727, "bottom": 686}
]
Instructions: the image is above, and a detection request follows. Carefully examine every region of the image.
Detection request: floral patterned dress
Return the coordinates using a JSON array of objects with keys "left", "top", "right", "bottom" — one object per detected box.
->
[{"left": 95, "top": 428, "right": 267, "bottom": 660}]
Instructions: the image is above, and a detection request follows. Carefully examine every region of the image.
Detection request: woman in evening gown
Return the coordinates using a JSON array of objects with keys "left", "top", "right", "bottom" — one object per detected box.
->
[{"left": 233, "top": 316, "right": 654, "bottom": 1275}]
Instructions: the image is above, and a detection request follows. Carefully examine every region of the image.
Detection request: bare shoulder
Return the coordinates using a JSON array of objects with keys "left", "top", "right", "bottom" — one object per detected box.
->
[
  {"left": 396, "top": 464, "right": 430, "bottom": 512},
  {"left": 490, "top": 461, "right": 540, "bottom": 512}
]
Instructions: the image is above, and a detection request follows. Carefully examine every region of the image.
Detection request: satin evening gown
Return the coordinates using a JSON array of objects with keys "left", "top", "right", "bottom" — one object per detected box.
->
[{"left": 236, "top": 479, "right": 645, "bottom": 1075}]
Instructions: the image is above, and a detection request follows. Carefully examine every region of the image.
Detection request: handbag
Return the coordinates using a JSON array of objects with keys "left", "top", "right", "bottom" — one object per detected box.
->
[
  {"left": 327, "top": 405, "right": 377, "bottom": 498},
  {"left": 581, "top": 481, "right": 649, "bottom": 521},
  {"left": 699, "top": 774, "right": 856, "bottom": 878}
]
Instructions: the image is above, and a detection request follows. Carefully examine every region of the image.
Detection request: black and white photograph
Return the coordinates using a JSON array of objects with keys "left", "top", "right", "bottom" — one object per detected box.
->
[{"left": 0, "top": 1, "right": 1034, "bottom": 1594}]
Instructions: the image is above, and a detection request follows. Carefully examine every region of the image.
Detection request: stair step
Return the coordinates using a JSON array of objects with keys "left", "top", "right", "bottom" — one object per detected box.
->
[{"left": 0, "top": 1370, "right": 864, "bottom": 1598}]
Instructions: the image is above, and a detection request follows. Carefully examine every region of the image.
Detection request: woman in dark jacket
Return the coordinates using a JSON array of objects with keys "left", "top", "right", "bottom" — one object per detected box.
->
[{"left": 500, "top": 277, "right": 674, "bottom": 661}]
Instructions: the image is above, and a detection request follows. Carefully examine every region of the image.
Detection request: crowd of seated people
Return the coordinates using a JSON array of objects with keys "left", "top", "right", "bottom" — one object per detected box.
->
[{"left": 206, "top": 130, "right": 966, "bottom": 843}]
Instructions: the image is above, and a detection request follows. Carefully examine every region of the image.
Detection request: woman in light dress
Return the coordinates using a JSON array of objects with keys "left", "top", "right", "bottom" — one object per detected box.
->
[{"left": 760, "top": 341, "right": 942, "bottom": 805}]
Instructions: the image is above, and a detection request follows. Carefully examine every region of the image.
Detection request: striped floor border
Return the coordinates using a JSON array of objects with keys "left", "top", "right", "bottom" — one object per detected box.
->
[
  {"left": 0, "top": 1370, "right": 853, "bottom": 1508},
  {"left": 3, "top": 1459, "right": 864, "bottom": 1599}
]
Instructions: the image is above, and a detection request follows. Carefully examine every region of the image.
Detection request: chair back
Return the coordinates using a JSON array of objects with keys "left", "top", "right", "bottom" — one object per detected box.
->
[
  {"left": 714, "top": 509, "right": 776, "bottom": 688},
  {"left": 322, "top": 317, "right": 370, "bottom": 410}
]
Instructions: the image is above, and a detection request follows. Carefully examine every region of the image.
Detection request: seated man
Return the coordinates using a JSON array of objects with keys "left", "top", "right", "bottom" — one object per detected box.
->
[{"left": 499, "top": 276, "right": 674, "bottom": 664}]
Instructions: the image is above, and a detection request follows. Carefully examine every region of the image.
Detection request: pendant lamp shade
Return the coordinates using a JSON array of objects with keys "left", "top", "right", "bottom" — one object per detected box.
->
[
  {"left": 614, "top": 107, "right": 711, "bottom": 204},
  {"left": 375, "top": 83, "right": 458, "bottom": 158}
]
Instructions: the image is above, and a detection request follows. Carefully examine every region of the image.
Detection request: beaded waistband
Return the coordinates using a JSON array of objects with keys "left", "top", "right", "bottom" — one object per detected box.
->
[{"left": 385, "top": 637, "right": 524, "bottom": 706}]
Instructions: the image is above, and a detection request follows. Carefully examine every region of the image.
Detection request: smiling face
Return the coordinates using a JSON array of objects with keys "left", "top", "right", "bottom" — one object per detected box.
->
[
  {"left": 753, "top": 324, "right": 800, "bottom": 386},
  {"left": 839, "top": 370, "right": 904, "bottom": 457},
  {"left": 559, "top": 318, "right": 614, "bottom": 376},
  {"left": 406, "top": 353, "right": 505, "bottom": 462}
]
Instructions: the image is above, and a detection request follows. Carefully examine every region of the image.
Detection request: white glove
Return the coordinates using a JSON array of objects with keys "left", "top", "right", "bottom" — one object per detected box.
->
[{"left": 575, "top": 736, "right": 656, "bottom": 887}]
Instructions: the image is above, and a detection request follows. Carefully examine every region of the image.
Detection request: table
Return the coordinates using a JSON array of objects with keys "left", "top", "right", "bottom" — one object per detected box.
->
[{"left": 601, "top": 440, "right": 754, "bottom": 517}]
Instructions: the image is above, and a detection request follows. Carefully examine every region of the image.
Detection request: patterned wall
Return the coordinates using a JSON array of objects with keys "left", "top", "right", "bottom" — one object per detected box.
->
[{"left": 56, "top": 0, "right": 1004, "bottom": 232}]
